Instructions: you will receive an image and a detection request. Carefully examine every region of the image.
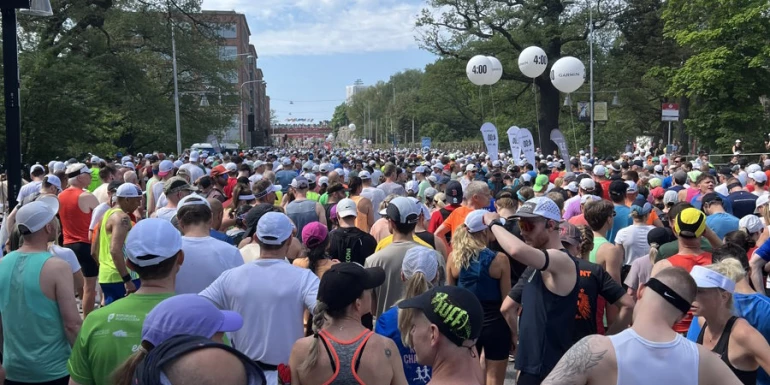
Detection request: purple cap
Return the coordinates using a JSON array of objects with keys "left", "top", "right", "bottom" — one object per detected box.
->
[{"left": 142, "top": 294, "right": 243, "bottom": 347}]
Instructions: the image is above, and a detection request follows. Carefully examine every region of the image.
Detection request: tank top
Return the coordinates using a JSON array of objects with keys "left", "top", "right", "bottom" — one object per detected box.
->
[
  {"left": 98, "top": 208, "right": 138, "bottom": 284},
  {"left": 686, "top": 187, "right": 700, "bottom": 203},
  {"left": 516, "top": 253, "right": 580, "bottom": 376},
  {"left": 0, "top": 251, "right": 71, "bottom": 382},
  {"left": 668, "top": 252, "right": 712, "bottom": 333},
  {"left": 697, "top": 317, "right": 757, "bottom": 385},
  {"left": 286, "top": 199, "right": 320, "bottom": 238},
  {"left": 318, "top": 329, "right": 373, "bottom": 385},
  {"left": 414, "top": 231, "right": 436, "bottom": 249},
  {"left": 589, "top": 235, "right": 610, "bottom": 334},
  {"left": 59, "top": 187, "right": 92, "bottom": 244},
  {"left": 610, "top": 328, "right": 699, "bottom": 385},
  {"left": 458, "top": 248, "right": 503, "bottom": 325},
  {"left": 350, "top": 196, "right": 370, "bottom": 233}
]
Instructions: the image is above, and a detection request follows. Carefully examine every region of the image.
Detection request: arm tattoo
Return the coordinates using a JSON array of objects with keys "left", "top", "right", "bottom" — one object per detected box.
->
[
  {"left": 120, "top": 216, "right": 131, "bottom": 229},
  {"left": 384, "top": 348, "right": 392, "bottom": 357},
  {"left": 542, "top": 336, "right": 607, "bottom": 385}
]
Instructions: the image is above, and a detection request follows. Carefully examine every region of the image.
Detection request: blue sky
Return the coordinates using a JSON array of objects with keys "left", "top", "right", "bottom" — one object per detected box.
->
[{"left": 200, "top": 0, "right": 438, "bottom": 124}]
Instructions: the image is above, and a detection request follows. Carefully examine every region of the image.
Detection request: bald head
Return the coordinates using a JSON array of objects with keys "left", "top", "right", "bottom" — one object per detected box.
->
[
  {"left": 208, "top": 198, "right": 224, "bottom": 230},
  {"left": 263, "top": 171, "right": 276, "bottom": 184},
  {"left": 642, "top": 267, "right": 696, "bottom": 323},
  {"left": 164, "top": 348, "right": 247, "bottom": 385},
  {"left": 123, "top": 171, "right": 138, "bottom": 185},
  {"left": 328, "top": 171, "right": 340, "bottom": 184}
]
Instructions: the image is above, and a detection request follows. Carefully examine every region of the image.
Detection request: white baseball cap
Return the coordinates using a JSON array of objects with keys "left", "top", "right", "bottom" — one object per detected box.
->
[
  {"left": 625, "top": 181, "right": 638, "bottom": 194},
  {"left": 751, "top": 171, "right": 768, "bottom": 183},
  {"left": 464, "top": 209, "right": 493, "bottom": 233},
  {"left": 256, "top": 212, "right": 293, "bottom": 245},
  {"left": 386, "top": 197, "right": 420, "bottom": 224},
  {"left": 16, "top": 198, "right": 58, "bottom": 234},
  {"left": 358, "top": 170, "right": 371, "bottom": 180},
  {"left": 178, "top": 194, "right": 211, "bottom": 209},
  {"left": 466, "top": 164, "right": 477, "bottom": 172},
  {"left": 581, "top": 194, "right": 602, "bottom": 204},
  {"left": 116, "top": 183, "right": 142, "bottom": 198},
  {"left": 189, "top": 151, "right": 200, "bottom": 162},
  {"left": 663, "top": 190, "right": 680, "bottom": 206},
  {"left": 690, "top": 266, "right": 735, "bottom": 294},
  {"left": 52, "top": 162, "right": 66, "bottom": 172},
  {"left": 225, "top": 163, "right": 238, "bottom": 173},
  {"left": 402, "top": 246, "right": 439, "bottom": 283},
  {"left": 565, "top": 181, "right": 578, "bottom": 193},
  {"left": 44, "top": 175, "right": 62, "bottom": 191},
  {"left": 514, "top": 197, "right": 562, "bottom": 222},
  {"left": 755, "top": 194, "right": 770, "bottom": 213},
  {"left": 336, "top": 198, "right": 358, "bottom": 218},
  {"left": 593, "top": 165, "right": 606, "bottom": 176},
  {"left": 739, "top": 215, "right": 764, "bottom": 235},
  {"left": 158, "top": 160, "right": 174, "bottom": 177},
  {"left": 30, "top": 164, "right": 45, "bottom": 174},
  {"left": 126, "top": 219, "right": 183, "bottom": 267},
  {"left": 579, "top": 179, "right": 596, "bottom": 191},
  {"left": 318, "top": 176, "right": 329, "bottom": 187},
  {"left": 406, "top": 180, "right": 420, "bottom": 193}
]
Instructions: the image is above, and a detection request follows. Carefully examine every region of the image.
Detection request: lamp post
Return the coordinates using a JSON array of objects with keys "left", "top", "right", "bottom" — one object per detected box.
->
[
  {"left": 239, "top": 80, "right": 264, "bottom": 145},
  {"left": 2, "top": 0, "right": 53, "bottom": 211},
  {"left": 589, "top": 0, "right": 595, "bottom": 157}
]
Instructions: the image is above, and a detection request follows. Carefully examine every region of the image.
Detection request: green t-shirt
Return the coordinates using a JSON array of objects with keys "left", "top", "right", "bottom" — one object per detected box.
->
[
  {"left": 319, "top": 192, "right": 329, "bottom": 205},
  {"left": 656, "top": 237, "right": 712, "bottom": 262},
  {"left": 418, "top": 180, "right": 431, "bottom": 200},
  {"left": 67, "top": 293, "right": 174, "bottom": 385}
]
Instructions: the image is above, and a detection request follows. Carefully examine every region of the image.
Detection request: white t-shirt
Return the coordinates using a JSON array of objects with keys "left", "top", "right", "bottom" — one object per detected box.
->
[
  {"left": 361, "top": 187, "right": 386, "bottom": 220},
  {"left": 175, "top": 236, "right": 243, "bottom": 294},
  {"left": 16, "top": 180, "right": 41, "bottom": 204},
  {"left": 93, "top": 183, "right": 110, "bottom": 205},
  {"left": 615, "top": 224, "right": 656, "bottom": 265},
  {"left": 753, "top": 190, "right": 769, "bottom": 197},
  {"left": 199, "top": 259, "right": 319, "bottom": 385},
  {"left": 152, "top": 181, "right": 166, "bottom": 207},
  {"left": 89, "top": 202, "right": 111, "bottom": 231},
  {"left": 49, "top": 245, "right": 81, "bottom": 273},
  {"left": 179, "top": 163, "right": 205, "bottom": 183},
  {"left": 155, "top": 207, "right": 177, "bottom": 221}
]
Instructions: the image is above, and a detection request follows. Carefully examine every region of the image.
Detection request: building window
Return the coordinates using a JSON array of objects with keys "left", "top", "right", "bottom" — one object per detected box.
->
[
  {"left": 219, "top": 46, "right": 238, "bottom": 60},
  {"left": 217, "top": 23, "right": 237, "bottom": 38},
  {"left": 220, "top": 69, "right": 238, "bottom": 84}
]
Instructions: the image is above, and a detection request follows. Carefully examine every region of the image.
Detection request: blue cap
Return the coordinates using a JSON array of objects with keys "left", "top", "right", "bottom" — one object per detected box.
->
[{"left": 142, "top": 294, "right": 243, "bottom": 347}]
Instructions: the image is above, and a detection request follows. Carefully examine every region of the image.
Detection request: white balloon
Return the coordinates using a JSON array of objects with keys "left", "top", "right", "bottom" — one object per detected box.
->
[
  {"left": 485, "top": 56, "right": 503, "bottom": 85},
  {"left": 550, "top": 56, "right": 586, "bottom": 93},
  {"left": 466, "top": 55, "right": 493, "bottom": 86},
  {"left": 348, "top": 123, "right": 356, "bottom": 131},
  {"left": 518, "top": 46, "right": 548, "bottom": 78}
]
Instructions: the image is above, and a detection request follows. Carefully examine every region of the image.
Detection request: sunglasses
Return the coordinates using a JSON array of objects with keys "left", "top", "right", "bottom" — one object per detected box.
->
[{"left": 518, "top": 219, "right": 545, "bottom": 232}]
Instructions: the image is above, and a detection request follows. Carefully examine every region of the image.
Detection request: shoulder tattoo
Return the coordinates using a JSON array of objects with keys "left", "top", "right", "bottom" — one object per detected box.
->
[
  {"left": 384, "top": 348, "right": 392, "bottom": 357},
  {"left": 542, "top": 336, "right": 607, "bottom": 384}
]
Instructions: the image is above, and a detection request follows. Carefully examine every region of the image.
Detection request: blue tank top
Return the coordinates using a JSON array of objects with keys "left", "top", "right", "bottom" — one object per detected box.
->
[
  {"left": 457, "top": 248, "right": 501, "bottom": 302},
  {"left": 0, "top": 251, "right": 71, "bottom": 382},
  {"left": 286, "top": 199, "right": 319, "bottom": 238}
]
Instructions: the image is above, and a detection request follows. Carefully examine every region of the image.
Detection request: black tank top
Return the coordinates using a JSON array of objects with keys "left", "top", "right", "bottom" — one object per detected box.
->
[
  {"left": 414, "top": 231, "right": 436, "bottom": 249},
  {"left": 516, "top": 250, "right": 580, "bottom": 377},
  {"left": 697, "top": 316, "right": 757, "bottom": 385}
]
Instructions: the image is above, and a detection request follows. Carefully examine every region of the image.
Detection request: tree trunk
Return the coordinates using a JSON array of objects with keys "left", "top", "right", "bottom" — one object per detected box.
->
[{"left": 536, "top": 75, "right": 560, "bottom": 156}]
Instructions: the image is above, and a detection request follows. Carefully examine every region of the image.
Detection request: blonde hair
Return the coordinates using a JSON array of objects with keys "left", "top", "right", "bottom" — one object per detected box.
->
[
  {"left": 299, "top": 302, "right": 329, "bottom": 372},
  {"left": 397, "top": 272, "right": 432, "bottom": 346},
  {"left": 450, "top": 225, "right": 486, "bottom": 271},
  {"left": 381, "top": 194, "right": 399, "bottom": 212},
  {"left": 649, "top": 243, "right": 661, "bottom": 265},
  {"left": 761, "top": 204, "right": 770, "bottom": 229},
  {"left": 554, "top": 177, "right": 564, "bottom": 188},
  {"left": 707, "top": 258, "right": 746, "bottom": 284},
  {"left": 433, "top": 193, "right": 447, "bottom": 210}
]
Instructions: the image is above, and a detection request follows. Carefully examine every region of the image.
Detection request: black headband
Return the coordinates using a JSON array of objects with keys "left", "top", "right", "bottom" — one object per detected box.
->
[{"left": 646, "top": 278, "right": 691, "bottom": 314}]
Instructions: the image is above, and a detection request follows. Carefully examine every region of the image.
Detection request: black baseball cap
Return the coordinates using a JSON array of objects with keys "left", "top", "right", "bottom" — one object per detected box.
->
[
  {"left": 398, "top": 286, "right": 483, "bottom": 347},
  {"left": 609, "top": 179, "right": 628, "bottom": 197},
  {"left": 326, "top": 183, "right": 346, "bottom": 195},
  {"left": 318, "top": 263, "right": 385, "bottom": 311},
  {"left": 445, "top": 181, "right": 463, "bottom": 204},
  {"left": 719, "top": 167, "right": 733, "bottom": 177},
  {"left": 244, "top": 203, "right": 279, "bottom": 239},
  {"left": 701, "top": 192, "right": 723, "bottom": 207}
]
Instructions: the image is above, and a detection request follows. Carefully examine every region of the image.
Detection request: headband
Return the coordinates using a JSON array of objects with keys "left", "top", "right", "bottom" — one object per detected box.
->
[
  {"left": 239, "top": 194, "right": 256, "bottom": 201},
  {"left": 646, "top": 278, "right": 691, "bottom": 314}
]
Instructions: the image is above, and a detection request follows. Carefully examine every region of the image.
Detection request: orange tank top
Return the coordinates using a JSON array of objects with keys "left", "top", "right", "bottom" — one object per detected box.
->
[
  {"left": 350, "top": 196, "right": 370, "bottom": 233},
  {"left": 59, "top": 188, "right": 92, "bottom": 244}
]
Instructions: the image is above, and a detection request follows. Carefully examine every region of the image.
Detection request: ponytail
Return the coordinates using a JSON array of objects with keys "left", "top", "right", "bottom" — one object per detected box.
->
[
  {"left": 299, "top": 302, "right": 328, "bottom": 372},
  {"left": 398, "top": 272, "right": 431, "bottom": 346},
  {"left": 112, "top": 342, "right": 152, "bottom": 385},
  {"left": 649, "top": 243, "right": 660, "bottom": 265},
  {"left": 450, "top": 225, "right": 485, "bottom": 271}
]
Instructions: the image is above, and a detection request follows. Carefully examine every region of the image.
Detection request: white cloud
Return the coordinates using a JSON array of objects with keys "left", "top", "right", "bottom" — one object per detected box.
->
[{"left": 201, "top": 0, "right": 423, "bottom": 56}]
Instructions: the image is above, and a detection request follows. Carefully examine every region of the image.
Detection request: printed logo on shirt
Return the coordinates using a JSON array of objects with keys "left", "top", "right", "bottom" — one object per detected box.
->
[
  {"left": 113, "top": 330, "right": 128, "bottom": 337},
  {"left": 413, "top": 366, "right": 431, "bottom": 383},
  {"left": 106, "top": 313, "right": 140, "bottom": 323},
  {"left": 576, "top": 288, "right": 591, "bottom": 320}
]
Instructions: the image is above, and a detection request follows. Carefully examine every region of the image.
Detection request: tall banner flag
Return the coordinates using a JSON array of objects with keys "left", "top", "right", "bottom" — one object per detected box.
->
[
  {"left": 480, "top": 123, "right": 499, "bottom": 161},
  {"left": 507, "top": 126, "right": 521, "bottom": 161},
  {"left": 550, "top": 129, "right": 570, "bottom": 165},
  {"left": 518, "top": 128, "right": 536, "bottom": 166}
]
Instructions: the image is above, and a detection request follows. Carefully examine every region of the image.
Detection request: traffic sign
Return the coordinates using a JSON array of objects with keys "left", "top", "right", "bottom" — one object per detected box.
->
[{"left": 662, "top": 103, "right": 679, "bottom": 122}]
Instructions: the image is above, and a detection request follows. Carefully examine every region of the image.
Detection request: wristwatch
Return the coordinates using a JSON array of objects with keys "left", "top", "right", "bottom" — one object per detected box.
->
[
  {"left": 487, "top": 218, "right": 506, "bottom": 229},
  {"left": 122, "top": 274, "right": 132, "bottom": 283}
]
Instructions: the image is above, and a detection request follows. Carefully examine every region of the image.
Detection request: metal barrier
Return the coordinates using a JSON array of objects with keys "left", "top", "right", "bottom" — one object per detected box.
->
[{"left": 677, "top": 152, "right": 770, "bottom": 167}]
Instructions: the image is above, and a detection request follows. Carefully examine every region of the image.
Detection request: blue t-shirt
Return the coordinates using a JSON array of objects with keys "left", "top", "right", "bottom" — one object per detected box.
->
[
  {"left": 276, "top": 170, "right": 298, "bottom": 193},
  {"left": 607, "top": 205, "right": 632, "bottom": 243},
  {"left": 705, "top": 212, "right": 739, "bottom": 240},
  {"left": 691, "top": 193, "right": 733, "bottom": 214},
  {"left": 687, "top": 293, "right": 770, "bottom": 385},
  {"left": 209, "top": 229, "right": 234, "bottom": 245},
  {"left": 374, "top": 307, "right": 432, "bottom": 385}
]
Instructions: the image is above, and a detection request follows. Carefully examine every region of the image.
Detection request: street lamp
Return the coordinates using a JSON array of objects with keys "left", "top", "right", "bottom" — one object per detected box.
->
[
  {"left": 2, "top": 0, "right": 53, "bottom": 211},
  {"left": 239, "top": 80, "right": 265, "bottom": 144}
]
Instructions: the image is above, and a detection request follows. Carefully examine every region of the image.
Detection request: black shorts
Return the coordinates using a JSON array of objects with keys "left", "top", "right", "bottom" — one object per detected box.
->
[
  {"left": 517, "top": 371, "right": 546, "bottom": 385},
  {"left": 65, "top": 242, "right": 98, "bottom": 278},
  {"left": 6, "top": 376, "right": 69, "bottom": 385},
  {"left": 476, "top": 317, "right": 511, "bottom": 361}
]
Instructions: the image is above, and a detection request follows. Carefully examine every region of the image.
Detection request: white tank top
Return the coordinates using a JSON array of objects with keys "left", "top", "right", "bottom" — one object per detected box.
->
[{"left": 610, "top": 329, "right": 699, "bottom": 385}]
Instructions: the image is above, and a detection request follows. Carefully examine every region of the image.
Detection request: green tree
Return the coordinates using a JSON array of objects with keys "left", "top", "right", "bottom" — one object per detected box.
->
[
  {"left": 330, "top": 102, "right": 348, "bottom": 137},
  {"left": 660, "top": 0, "right": 770, "bottom": 153}
]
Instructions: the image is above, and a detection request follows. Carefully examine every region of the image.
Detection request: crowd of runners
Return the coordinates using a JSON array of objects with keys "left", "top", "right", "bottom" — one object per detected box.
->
[{"left": 2, "top": 145, "right": 770, "bottom": 384}]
